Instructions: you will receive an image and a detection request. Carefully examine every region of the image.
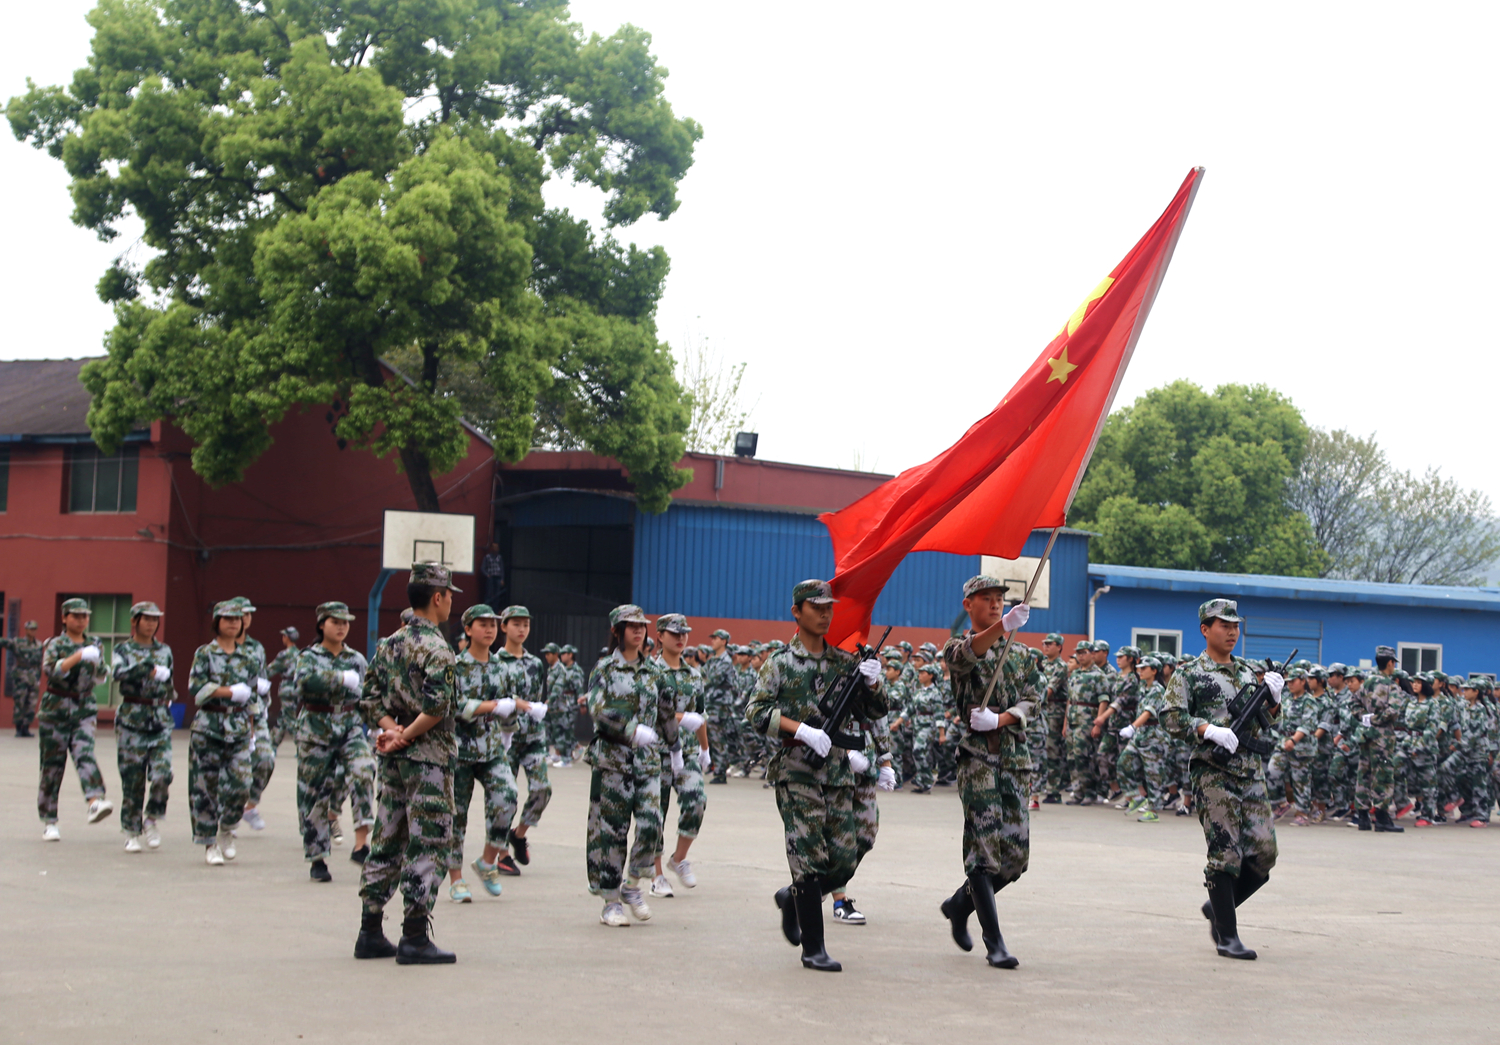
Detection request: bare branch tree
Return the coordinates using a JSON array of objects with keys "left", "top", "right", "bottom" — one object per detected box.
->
[
  {"left": 1287, "top": 428, "right": 1386, "bottom": 576},
  {"left": 677, "top": 333, "right": 757, "bottom": 454},
  {"left": 1352, "top": 468, "right": 1500, "bottom": 586}
]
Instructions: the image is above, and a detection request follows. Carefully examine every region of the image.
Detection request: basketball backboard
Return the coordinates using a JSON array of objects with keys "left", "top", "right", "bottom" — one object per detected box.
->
[
  {"left": 382, "top": 510, "right": 476, "bottom": 573},
  {"left": 979, "top": 554, "right": 1051, "bottom": 609}
]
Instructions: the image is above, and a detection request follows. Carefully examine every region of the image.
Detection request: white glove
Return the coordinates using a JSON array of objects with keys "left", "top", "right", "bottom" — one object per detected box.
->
[
  {"left": 857, "top": 658, "right": 881, "bottom": 685},
  {"left": 847, "top": 750, "right": 870, "bottom": 774},
  {"left": 1263, "top": 671, "right": 1284, "bottom": 703},
  {"left": 153, "top": 665, "right": 172, "bottom": 683},
  {"left": 794, "top": 722, "right": 832, "bottom": 758},
  {"left": 341, "top": 669, "right": 361, "bottom": 691},
  {"left": 256, "top": 677, "right": 271, "bottom": 696},
  {"left": 632, "top": 724, "right": 659, "bottom": 748},
  {"left": 79, "top": 645, "right": 102, "bottom": 664},
  {"left": 1002, "top": 603, "right": 1030, "bottom": 631},
  {"left": 527, "top": 701, "right": 548, "bottom": 723},
  {"left": 228, "top": 682, "right": 254, "bottom": 704},
  {"left": 1119, "top": 724, "right": 1136, "bottom": 740},
  {"left": 491, "top": 697, "right": 516, "bottom": 718},
  {"left": 679, "top": 711, "right": 705, "bottom": 733},
  {"left": 1203, "top": 724, "right": 1239, "bottom": 753},
  {"left": 970, "top": 707, "right": 1001, "bottom": 732},
  {"left": 1360, "top": 713, "right": 1373, "bottom": 728},
  {"left": 877, "top": 765, "right": 897, "bottom": 791},
  {"left": 671, "top": 748, "right": 684, "bottom": 774},
  {"left": 499, "top": 731, "right": 514, "bottom": 750},
  {"left": 697, "top": 747, "right": 712, "bottom": 771}
]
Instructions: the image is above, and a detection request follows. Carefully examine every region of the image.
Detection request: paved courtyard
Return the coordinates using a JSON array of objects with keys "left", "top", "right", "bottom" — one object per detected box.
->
[{"left": 3, "top": 731, "right": 1497, "bottom": 1045}]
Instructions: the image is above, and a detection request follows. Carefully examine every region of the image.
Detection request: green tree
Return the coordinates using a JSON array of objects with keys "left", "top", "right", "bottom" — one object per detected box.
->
[
  {"left": 8, "top": 0, "right": 701, "bottom": 512},
  {"left": 1072, "top": 381, "right": 1327, "bottom": 575}
]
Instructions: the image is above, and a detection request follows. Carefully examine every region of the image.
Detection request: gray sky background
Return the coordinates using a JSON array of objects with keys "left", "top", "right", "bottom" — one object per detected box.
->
[{"left": 3, "top": 2, "right": 1496, "bottom": 510}]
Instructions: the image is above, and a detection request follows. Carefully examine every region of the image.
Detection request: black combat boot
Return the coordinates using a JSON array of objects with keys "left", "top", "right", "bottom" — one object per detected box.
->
[
  {"left": 940, "top": 881, "right": 974, "bottom": 952},
  {"left": 1201, "top": 900, "right": 1220, "bottom": 945},
  {"left": 967, "top": 873, "right": 1019, "bottom": 968},
  {"left": 774, "top": 884, "right": 801, "bottom": 946},
  {"left": 793, "top": 880, "right": 840, "bottom": 972},
  {"left": 1355, "top": 808, "right": 1372, "bottom": 831},
  {"left": 353, "top": 910, "right": 397, "bottom": 960},
  {"left": 1234, "top": 865, "right": 1270, "bottom": 906},
  {"left": 1206, "top": 873, "right": 1256, "bottom": 959},
  {"left": 309, "top": 858, "right": 332, "bottom": 882},
  {"left": 396, "top": 915, "right": 457, "bottom": 965},
  {"left": 1373, "top": 807, "right": 1404, "bottom": 833}
]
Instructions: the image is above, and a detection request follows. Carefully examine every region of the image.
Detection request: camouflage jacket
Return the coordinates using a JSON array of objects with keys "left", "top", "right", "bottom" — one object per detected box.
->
[
  {"left": 942, "top": 632, "right": 1040, "bottom": 771},
  {"left": 586, "top": 650, "right": 679, "bottom": 773},
  {"left": 1134, "top": 681, "right": 1168, "bottom": 735},
  {"left": 111, "top": 638, "right": 176, "bottom": 732},
  {"left": 1454, "top": 698, "right": 1493, "bottom": 759},
  {"left": 883, "top": 678, "right": 911, "bottom": 725},
  {"left": 1280, "top": 694, "right": 1319, "bottom": 757},
  {"left": 267, "top": 645, "right": 299, "bottom": 682},
  {"left": 1162, "top": 651, "right": 1269, "bottom": 779},
  {"left": 0, "top": 634, "right": 43, "bottom": 685},
  {"left": 907, "top": 683, "right": 944, "bottom": 730},
  {"left": 358, "top": 615, "right": 458, "bottom": 766},
  {"left": 733, "top": 665, "right": 758, "bottom": 702},
  {"left": 655, "top": 657, "right": 705, "bottom": 717},
  {"left": 1040, "top": 657, "right": 1069, "bottom": 705},
  {"left": 42, "top": 632, "right": 110, "bottom": 698},
  {"left": 453, "top": 650, "right": 508, "bottom": 762},
  {"left": 1065, "top": 666, "right": 1110, "bottom": 714},
  {"left": 495, "top": 648, "right": 546, "bottom": 740},
  {"left": 1108, "top": 671, "right": 1141, "bottom": 720},
  {"left": 188, "top": 640, "right": 261, "bottom": 742},
  {"left": 1403, "top": 697, "right": 1442, "bottom": 751},
  {"left": 745, "top": 636, "right": 887, "bottom": 787},
  {"left": 547, "top": 661, "right": 586, "bottom": 706},
  {"left": 702, "top": 651, "right": 737, "bottom": 708},
  {"left": 1350, "top": 671, "right": 1401, "bottom": 745},
  {"left": 290, "top": 643, "right": 369, "bottom": 742}
]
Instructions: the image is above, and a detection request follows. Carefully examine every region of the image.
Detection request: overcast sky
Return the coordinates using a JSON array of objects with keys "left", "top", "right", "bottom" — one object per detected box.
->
[{"left": 4, "top": 2, "right": 1496, "bottom": 510}]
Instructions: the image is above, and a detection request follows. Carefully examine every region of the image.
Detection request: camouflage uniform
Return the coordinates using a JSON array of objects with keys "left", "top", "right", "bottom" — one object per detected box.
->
[
  {"left": 703, "top": 647, "right": 742, "bottom": 779},
  {"left": 1, "top": 628, "right": 43, "bottom": 734},
  {"left": 1097, "top": 659, "right": 1140, "bottom": 793},
  {"left": 186, "top": 635, "right": 260, "bottom": 844},
  {"left": 291, "top": 634, "right": 375, "bottom": 862},
  {"left": 498, "top": 645, "right": 552, "bottom": 832},
  {"left": 907, "top": 679, "right": 943, "bottom": 791},
  {"left": 1039, "top": 646, "right": 1070, "bottom": 798},
  {"left": 1117, "top": 680, "right": 1169, "bottom": 802},
  {"left": 1265, "top": 686, "right": 1318, "bottom": 813},
  {"left": 111, "top": 634, "right": 176, "bottom": 835},
  {"left": 1352, "top": 666, "right": 1401, "bottom": 812},
  {"left": 882, "top": 666, "right": 912, "bottom": 786},
  {"left": 1065, "top": 659, "right": 1109, "bottom": 800},
  {"left": 655, "top": 649, "right": 707, "bottom": 846},
  {"left": 235, "top": 626, "right": 278, "bottom": 807},
  {"left": 546, "top": 656, "right": 586, "bottom": 761},
  {"left": 266, "top": 643, "right": 301, "bottom": 747},
  {"left": 357, "top": 608, "right": 459, "bottom": 922},
  {"left": 451, "top": 649, "right": 519, "bottom": 867},
  {"left": 39, "top": 629, "right": 111, "bottom": 822},
  {"left": 1442, "top": 693, "right": 1493, "bottom": 822},
  {"left": 1402, "top": 693, "right": 1442, "bottom": 821}
]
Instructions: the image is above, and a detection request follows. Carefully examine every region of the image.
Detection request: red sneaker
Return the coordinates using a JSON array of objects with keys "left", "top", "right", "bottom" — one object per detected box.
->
[
  {"left": 1414, "top": 818, "right": 1432, "bottom": 827},
  {"left": 1394, "top": 802, "right": 1414, "bottom": 819},
  {"left": 1471, "top": 820, "right": 1489, "bottom": 829}
]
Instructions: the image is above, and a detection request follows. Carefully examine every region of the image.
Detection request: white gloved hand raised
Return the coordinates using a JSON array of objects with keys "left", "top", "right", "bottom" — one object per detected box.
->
[
  {"left": 670, "top": 748, "right": 684, "bottom": 774},
  {"left": 857, "top": 658, "right": 882, "bottom": 686},
  {"left": 847, "top": 750, "right": 870, "bottom": 774},
  {"left": 697, "top": 747, "right": 712, "bottom": 771},
  {"left": 877, "top": 765, "right": 897, "bottom": 791},
  {"left": 341, "top": 669, "right": 361, "bottom": 691},
  {"left": 1203, "top": 724, "right": 1239, "bottom": 753},
  {"left": 1263, "top": 671, "right": 1284, "bottom": 703},
  {"left": 970, "top": 707, "right": 1001, "bottom": 732},
  {"left": 153, "top": 664, "right": 172, "bottom": 683},
  {"left": 1001, "top": 603, "right": 1031, "bottom": 631},
  {"left": 1119, "top": 724, "right": 1136, "bottom": 740},
  {"left": 679, "top": 711, "right": 705, "bottom": 734},
  {"left": 256, "top": 677, "right": 271, "bottom": 696},
  {"left": 1360, "top": 713, "right": 1374, "bottom": 728},
  {"left": 79, "top": 645, "right": 102, "bottom": 664},
  {"left": 527, "top": 701, "right": 548, "bottom": 723},
  {"left": 491, "top": 697, "right": 516, "bottom": 718},
  {"left": 794, "top": 722, "right": 832, "bottom": 758},
  {"left": 228, "top": 682, "right": 254, "bottom": 704},
  {"left": 632, "top": 723, "right": 659, "bottom": 748}
]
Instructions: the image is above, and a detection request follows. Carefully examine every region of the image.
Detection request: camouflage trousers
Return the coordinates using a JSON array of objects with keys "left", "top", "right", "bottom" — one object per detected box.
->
[
  {"left": 936, "top": 727, "right": 958, "bottom": 782},
  {"left": 1095, "top": 723, "right": 1123, "bottom": 793},
  {"left": 1403, "top": 747, "right": 1439, "bottom": 819},
  {"left": 772, "top": 780, "right": 859, "bottom": 892},
  {"left": 1065, "top": 708, "right": 1101, "bottom": 797},
  {"left": 248, "top": 711, "right": 275, "bottom": 804},
  {"left": 296, "top": 721, "right": 375, "bottom": 861},
  {"left": 360, "top": 756, "right": 454, "bottom": 920},
  {"left": 587, "top": 762, "right": 663, "bottom": 900},
  {"left": 507, "top": 735, "right": 552, "bottom": 829},
  {"left": 188, "top": 729, "right": 252, "bottom": 845},
  {"left": 547, "top": 704, "right": 578, "bottom": 760},
  {"left": 1311, "top": 744, "right": 1335, "bottom": 806},
  {"left": 1355, "top": 739, "right": 1395, "bottom": 810},
  {"left": 887, "top": 725, "right": 913, "bottom": 786},
  {"left": 957, "top": 751, "right": 1029, "bottom": 882},
  {"left": 116, "top": 723, "right": 172, "bottom": 834},
  {"left": 909, "top": 725, "right": 938, "bottom": 790},
  {"left": 1440, "top": 752, "right": 1492, "bottom": 822},
  {"left": 1266, "top": 748, "right": 1313, "bottom": 812},
  {"left": 657, "top": 758, "right": 706, "bottom": 848},
  {"left": 852, "top": 777, "right": 879, "bottom": 865},
  {"left": 1025, "top": 717, "right": 1048, "bottom": 796},
  {"left": 1329, "top": 744, "right": 1356, "bottom": 809},
  {"left": 452, "top": 754, "right": 518, "bottom": 868},
  {"left": 1190, "top": 762, "right": 1277, "bottom": 885},
  {"left": 1043, "top": 703, "right": 1067, "bottom": 797},
  {"left": 11, "top": 680, "right": 39, "bottom": 732},
  {"left": 37, "top": 706, "right": 106, "bottom": 823},
  {"left": 708, "top": 702, "right": 745, "bottom": 775},
  {"left": 272, "top": 710, "right": 299, "bottom": 748},
  {"left": 1117, "top": 733, "right": 1166, "bottom": 799}
]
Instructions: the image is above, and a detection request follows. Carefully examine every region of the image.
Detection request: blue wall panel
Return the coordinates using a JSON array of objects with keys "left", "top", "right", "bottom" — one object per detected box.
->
[
  {"left": 871, "top": 551, "right": 980, "bottom": 628},
  {"left": 1013, "top": 530, "right": 1090, "bottom": 636},
  {"left": 510, "top": 492, "right": 633, "bottom": 528}
]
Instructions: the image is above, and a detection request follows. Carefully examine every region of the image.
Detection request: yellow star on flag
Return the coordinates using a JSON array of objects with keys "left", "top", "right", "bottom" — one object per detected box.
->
[{"left": 1046, "top": 346, "right": 1078, "bottom": 385}]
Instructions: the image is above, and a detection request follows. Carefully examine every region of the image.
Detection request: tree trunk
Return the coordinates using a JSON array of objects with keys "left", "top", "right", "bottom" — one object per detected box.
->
[{"left": 398, "top": 444, "right": 443, "bottom": 512}]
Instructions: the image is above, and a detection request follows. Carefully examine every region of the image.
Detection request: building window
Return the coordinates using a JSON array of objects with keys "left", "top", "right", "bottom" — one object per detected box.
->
[
  {"left": 1398, "top": 643, "right": 1441, "bottom": 674},
  {"left": 60, "top": 594, "right": 133, "bottom": 708},
  {"left": 0, "top": 448, "right": 8, "bottom": 511},
  {"left": 1132, "top": 629, "right": 1181, "bottom": 657},
  {"left": 66, "top": 445, "right": 138, "bottom": 513}
]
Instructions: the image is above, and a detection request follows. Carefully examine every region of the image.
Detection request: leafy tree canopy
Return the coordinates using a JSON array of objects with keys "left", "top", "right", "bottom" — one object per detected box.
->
[
  {"left": 1072, "top": 380, "right": 1327, "bottom": 576},
  {"left": 8, "top": 0, "right": 701, "bottom": 512}
]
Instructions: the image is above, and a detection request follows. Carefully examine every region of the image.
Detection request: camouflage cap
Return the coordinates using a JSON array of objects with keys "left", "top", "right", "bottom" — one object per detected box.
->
[
  {"left": 1044, "top": 632, "right": 1065, "bottom": 645},
  {"left": 919, "top": 641, "right": 939, "bottom": 654},
  {"left": 1326, "top": 662, "right": 1348, "bottom": 676},
  {"left": 917, "top": 661, "right": 938, "bottom": 675},
  {"left": 609, "top": 604, "right": 649, "bottom": 627},
  {"left": 1374, "top": 645, "right": 1396, "bottom": 659},
  {"left": 411, "top": 562, "right": 462, "bottom": 592},
  {"left": 281, "top": 626, "right": 301, "bottom": 641},
  {"left": 461, "top": 604, "right": 500, "bottom": 626},
  {"left": 962, "top": 575, "right": 1006, "bottom": 599},
  {"left": 792, "top": 579, "right": 837, "bottom": 606},
  {"left": 23, "top": 620, "right": 38, "bottom": 629},
  {"left": 1117, "top": 645, "right": 1142, "bottom": 659},
  {"left": 1198, "top": 598, "right": 1242, "bottom": 624},
  {"left": 1308, "top": 666, "right": 1328, "bottom": 680},
  {"left": 541, "top": 642, "right": 561, "bottom": 653},
  {"left": 656, "top": 613, "right": 693, "bottom": 635},
  {"left": 129, "top": 601, "right": 163, "bottom": 617},
  {"left": 211, "top": 600, "right": 243, "bottom": 618},
  {"left": 882, "top": 650, "right": 903, "bottom": 662},
  {"left": 499, "top": 605, "right": 530, "bottom": 622},
  {"left": 1286, "top": 668, "right": 1307, "bottom": 680},
  {"left": 898, "top": 641, "right": 913, "bottom": 653},
  {"left": 1430, "top": 669, "right": 1448, "bottom": 682},
  {"left": 711, "top": 628, "right": 731, "bottom": 639},
  {"left": 61, "top": 597, "right": 90, "bottom": 615},
  {"left": 1139, "top": 655, "right": 1162, "bottom": 670},
  {"left": 229, "top": 597, "right": 258, "bottom": 613},
  {"left": 561, "top": 644, "right": 577, "bottom": 655},
  {"left": 316, "top": 601, "right": 356, "bottom": 622}
]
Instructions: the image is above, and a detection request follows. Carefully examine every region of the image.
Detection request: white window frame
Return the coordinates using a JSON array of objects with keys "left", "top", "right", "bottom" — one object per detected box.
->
[
  {"left": 1132, "top": 628, "right": 1183, "bottom": 657},
  {"left": 1397, "top": 642, "right": 1442, "bottom": 674}
]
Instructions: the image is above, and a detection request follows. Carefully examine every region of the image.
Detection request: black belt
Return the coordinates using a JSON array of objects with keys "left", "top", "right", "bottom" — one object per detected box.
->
[{"left": 121, "top": 696, "right": 171, "bottom": 707}]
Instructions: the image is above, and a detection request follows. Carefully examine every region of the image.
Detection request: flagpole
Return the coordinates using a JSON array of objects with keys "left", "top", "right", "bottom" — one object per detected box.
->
[{"left": 977, "top": 524, "right": 1062, "bottom": 711}]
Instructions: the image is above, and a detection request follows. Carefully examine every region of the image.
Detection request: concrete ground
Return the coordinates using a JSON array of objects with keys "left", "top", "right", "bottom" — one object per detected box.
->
[{"left": 2, "top": 732, "right": 1497, "bottom": 1045}]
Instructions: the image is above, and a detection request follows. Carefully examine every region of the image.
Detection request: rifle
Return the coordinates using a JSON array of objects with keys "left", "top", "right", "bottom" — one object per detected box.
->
[
  {"left": 804, "top": 626, "right": 892, "bottom": 770},
  {"left": 1212, "top": 648, "right": 1296, "bottom": 766}
]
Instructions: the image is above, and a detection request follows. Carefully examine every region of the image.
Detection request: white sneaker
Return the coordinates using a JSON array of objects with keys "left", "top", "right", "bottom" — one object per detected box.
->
[
  {"left": 87, "top": 798, "right": 114, "bottom": 824},
  {"left": 242, "top": 807, "right": 266, "bottom": 831},
  {"left": 218, "top": 830, "right": 237, "bottom": 861},
  {"left": 205, "top": 844, "right": 225, "bottom": 866},
  {"left": 650, "top": 873, "right": 675, "bottom": 898},
  {"left": 620, "top": 883, "right": 652, "bottom": 922},
  {"left": 143, "top": 820, "right": 161, "bottom": 849},
  {"left": 331, "top": 819, "right": 344, "bottom": 845},
  {"left": 124, "top": 835, "right": 143, "bottom": 853},
  {"left": 667, "top": 856, "right": 697, "bottom": 888},
  {"left": 42, "top": 823, "right": 61, "bottom": 842},
  {"left": 599, "top": 902, "right": 630, "bottom": 927}
]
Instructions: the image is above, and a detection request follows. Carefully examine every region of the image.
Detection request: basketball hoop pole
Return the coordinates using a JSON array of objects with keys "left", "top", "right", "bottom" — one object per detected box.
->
[{"left": 367, "top": 568, "right": 396, "bottom": 661}]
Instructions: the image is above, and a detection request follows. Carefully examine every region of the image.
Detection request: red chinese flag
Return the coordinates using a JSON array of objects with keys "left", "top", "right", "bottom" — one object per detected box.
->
[{"left": 821, "top": 168, "right": 1206, "bottom": 647}]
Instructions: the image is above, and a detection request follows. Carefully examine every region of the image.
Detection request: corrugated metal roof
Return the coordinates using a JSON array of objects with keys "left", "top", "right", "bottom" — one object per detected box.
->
[
  {"left": 0, "top": 358, "right": 97, "bottom": 437},
  {"left": 1088, "top": 563, "right": 1500, "bottom": 613}
]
